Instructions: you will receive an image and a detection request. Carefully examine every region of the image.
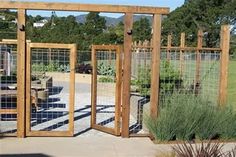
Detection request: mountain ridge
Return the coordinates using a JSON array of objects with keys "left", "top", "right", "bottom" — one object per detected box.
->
[{"left": 75, "top": 14, "right": 152, "bottom": 26}]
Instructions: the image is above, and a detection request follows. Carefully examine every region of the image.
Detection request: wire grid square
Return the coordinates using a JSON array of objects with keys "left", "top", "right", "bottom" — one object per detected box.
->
[
  {"left": 160, "top": 49, "right": 221, "bottom": 106},
  {"left": 0, "top": 44, "right": 17, "bottom": 135},
  {"left": 30, "top": 47, "right": 71, "bottom": 131},
  {"left": 95, "top": 50, "right": 117, "bottom": 129},
  {"left": 129, "top": 47, "right": 152, "bottom": 134}
]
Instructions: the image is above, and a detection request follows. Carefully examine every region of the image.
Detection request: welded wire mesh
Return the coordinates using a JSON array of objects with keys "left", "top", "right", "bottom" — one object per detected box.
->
[
  {"left": 199, "top": 51, "right": 220, "bottom": 103},
  {"left": 160, "top": 49, "right": 221, "bottom": 105},
  {"left": 129, "top": 47, "right": 152, "bottom": 134},
  {"left": 95, "top": 50, "right": 116, "bottom": 129},
  {"left": 0, "top": 43, "right": 17, "bottom": 135},
  {"left": 0, "top": 19, "right": 17, "bottom": 40},
  {"left": 76, "top": 50, "right": 92, "bottom": 74},
  {"left": 228, "top": 58, "right": 236, "bottom": 109},
  {"left": 30, "top": 47, "right": 71, "bottom": 131}
]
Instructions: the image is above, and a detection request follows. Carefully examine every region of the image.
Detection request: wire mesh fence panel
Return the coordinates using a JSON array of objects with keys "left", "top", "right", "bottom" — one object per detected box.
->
[
  {"left": 29, "top": 47, "right": 71, "bottom": 132},
  {"left": 94, "top": 50, "right": 117, "bottom": 130},
  {"left": 199, "top": 51, "right": 220, "bottom": 104},
  {"left": 159, "top": 49, "right": 221, "bottom": 106},
  {"left": 129, "top": 48, "right": 152, "bottom": 134},
  {"left": 159, "top": 49, "right": 182, "bottom": 104},
  {"left": 0, "top": 43, "right": 17, "bottom": 136},
  {"left": 76, "top": 50, "right": 92, "bottom": 74},
  {"left": 228, "top": 59, "right": 236, "bottom": 109}
]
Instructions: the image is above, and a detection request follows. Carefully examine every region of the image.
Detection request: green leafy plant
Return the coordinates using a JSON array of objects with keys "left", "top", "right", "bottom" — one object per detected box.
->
[
  {"left": 160, "top": 61, "right": 182, "bottom": 95},
  {"left": 97, "top": 62, "right": 115, "bottom": 76},
  {"left": 32, "top": 61, "right": 69, "bottom": 72},
  {"left": 98, "top": 76, "right": 114, "bottom": 83},
  {"left": 133, "top": 61, "right": 182, "bottom": 97},
  {"left": 136, "top": 67, "right": 151, "bottom": 96}
]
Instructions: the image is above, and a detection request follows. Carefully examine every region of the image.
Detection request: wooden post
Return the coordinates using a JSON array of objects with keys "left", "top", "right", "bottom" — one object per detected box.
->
[
  {"left": 144, "top": 41, "right": 147, "bottom": 67},
  {"left": 180, "top": 33, "right": 185, "bottom": 76},
  {"left": 69, "top": 44, "right": 76, "bottom": 136},
  {"left": 26, "top": 43, "right": 31, "bottom": 136},
  {"left": 219, "top": 25, "right": 230, "bottom": 106},
  {"left": 91, "top": 45, "right": 97, "bottom": 128},
  {"left": 195, "top": 30, "right": 203, "bottom": 94},
  {"left": 108, "top": 48, "right": 112, "bottom": 65},
  {"left": 121, "top": 13, "right": 133, "bottom": 138},
  {"left": 17, "top": 9, "right": 26, "bottom": 138},
  {"left": 150, "top": 14, "right": 162, "bottom": 118},
  {"left": 48, "top": 48, "right": 52, "bottom": 63},
  {"left": 115, "top": 45, "right": 122, "bottom": 135},
  {"left": 167, "top": 34, "right": 172, "bottom": 61}
]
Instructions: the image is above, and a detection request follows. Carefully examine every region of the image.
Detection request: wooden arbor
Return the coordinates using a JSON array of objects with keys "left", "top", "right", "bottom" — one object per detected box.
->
[{"left": 0, "top": 1, "right": 169, "bottom": 138}]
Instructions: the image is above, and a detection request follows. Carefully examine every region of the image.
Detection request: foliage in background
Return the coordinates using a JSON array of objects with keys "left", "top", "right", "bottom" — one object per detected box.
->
[
  {"left": 133, "top": 18, "right": 152, "bottom": 41},
  {"left": 133, "top": 61, "right": 182, "bottom": 97},
  {"left": 32, "top": 61, "right": 70, "bottom": 72},
  {"left": 97, "top": 62, "right": 115, "bottom": 76},
  {"left": 98, "top": 76, "right": 114, "bottom": 83},
  {"left": 145, "top": 94, "right": 236, "bottom": 141},
  {"left": 160, "top": 61, "right": 182, "bottom": 95},
  {"left": 97, "top": 62, "right": 115, "bottom": 83},
  {"left": 162, "top": 0, "right": 236, "bottom": 48},
  {"left": 136, "top": 66, "right": 151, "bottom": 97}
]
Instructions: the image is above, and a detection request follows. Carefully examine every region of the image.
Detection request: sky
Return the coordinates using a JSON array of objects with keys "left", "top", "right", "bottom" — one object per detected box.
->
[{"left": 27, "top": 0, "right": 185, "bottom": 17}]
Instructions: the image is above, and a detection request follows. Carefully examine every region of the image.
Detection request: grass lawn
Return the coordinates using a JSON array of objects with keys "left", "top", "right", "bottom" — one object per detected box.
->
[{"left": 227, "top": 60, "right": 236, "bottom": 109}]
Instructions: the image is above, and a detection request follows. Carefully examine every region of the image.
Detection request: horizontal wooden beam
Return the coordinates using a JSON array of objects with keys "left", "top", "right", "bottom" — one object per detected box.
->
[
  {"left": 29, "top": 43, "right": 75, "bottom": 49},
  {"left": 0, "top": 109, "right": 17, "bottom": 114},
  {"left": 26, "top": 131, "right": 73, "bottom": 137},
  {"left": 92, "top": 45, "right": 120, "bottom": 50},
  {"left": 0, "top": 1, "right": 170, "bottom": 14},
  {"left": 161, "top": 46, "right": 222, "bottom": 51}
]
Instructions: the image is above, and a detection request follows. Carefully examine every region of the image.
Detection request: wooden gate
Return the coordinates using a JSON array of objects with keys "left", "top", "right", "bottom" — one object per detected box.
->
[
  {"left": 91, "top": 45, "right": 122, "bottom": 136},
  {"left": 26, "top": 43, "right": 76, "bottom": 136}
]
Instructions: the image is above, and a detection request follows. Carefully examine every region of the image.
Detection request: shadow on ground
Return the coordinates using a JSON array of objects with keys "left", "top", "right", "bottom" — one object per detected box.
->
[{"left": 0, "top": 154, "right": 51, "bottom": 157}]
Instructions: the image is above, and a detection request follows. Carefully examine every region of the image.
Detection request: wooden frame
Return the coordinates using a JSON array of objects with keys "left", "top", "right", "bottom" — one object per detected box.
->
[
  {"left": 26, "top": 43, "right": 76, "bottom": 137},
  {"left": 0, "top": 1, "right": 169, "bottom": 14},
  {"left": 91, "top": 45, "right": 122, "bottom": 136},
  {"left": 0, "top": 0, "right": 170, "bottom": 138}
]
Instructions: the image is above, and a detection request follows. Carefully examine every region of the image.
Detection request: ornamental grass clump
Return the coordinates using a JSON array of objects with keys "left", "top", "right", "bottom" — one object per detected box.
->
[
  {"left": 172, "top": 141, "right": 236, "bottom": 157},
  {"left": 145, "top": 93, "right": 236, "bottom": 142}
]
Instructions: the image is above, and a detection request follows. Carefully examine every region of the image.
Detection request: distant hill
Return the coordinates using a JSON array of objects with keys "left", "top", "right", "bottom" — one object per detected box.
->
[{"left": 75, "top": 14, "right": 152, "bottom": 26}]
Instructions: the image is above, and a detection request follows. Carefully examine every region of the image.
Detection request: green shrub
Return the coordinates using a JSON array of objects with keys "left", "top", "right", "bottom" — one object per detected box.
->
[
  {"left": 98, "top": 76, "right": 114, "bottom": 83},
  {"left": 97, "top": 62, "right": 115, "bottom": 76},
  {"left": 136, "top": 67, "right": 151, "bottom": 96},
  {"left": 32, "top": 61, "right": 69, "bottom": 72},
  {"left": 145, "top": 94, "right": 236, "bottom": 141},
  {"left": 133, "top": 61, "right": 182, "bottom": 97}
]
